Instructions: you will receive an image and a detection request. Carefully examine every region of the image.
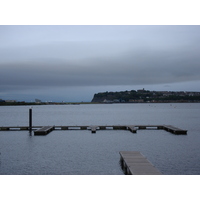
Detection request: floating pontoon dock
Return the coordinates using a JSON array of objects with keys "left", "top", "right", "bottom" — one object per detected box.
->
[
  {"left": 34, "top": 126, "right": 55, "bottom": 135},
  {"left": 0, "top": 125, "right": 187, "bottom": 135}
]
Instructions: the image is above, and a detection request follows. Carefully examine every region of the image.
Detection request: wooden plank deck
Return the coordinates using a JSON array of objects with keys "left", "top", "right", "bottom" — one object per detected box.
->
[
  {"left": 119, "top": 151, "right": 162, "bottom": 175},
  {"left": 34, "top": 126, "right": 54, "bottom": 135}
]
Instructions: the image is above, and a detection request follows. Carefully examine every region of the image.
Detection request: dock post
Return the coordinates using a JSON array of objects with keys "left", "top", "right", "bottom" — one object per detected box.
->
[{"left": 29, "top": 107, "right": 32, "bottom": 132}]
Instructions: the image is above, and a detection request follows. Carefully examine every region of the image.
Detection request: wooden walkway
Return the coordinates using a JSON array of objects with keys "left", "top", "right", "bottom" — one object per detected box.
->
[
  {"left": 119, "top": 151, "right": 162, "bottom": 175},
  {"left": 0, "top": 125, "right": 187, "bottom": 135}
]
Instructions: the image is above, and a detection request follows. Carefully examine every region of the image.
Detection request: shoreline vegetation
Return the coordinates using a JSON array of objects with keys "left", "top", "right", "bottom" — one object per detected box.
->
[
  {"left": 91, "top": 89, "right": 200, "bottom": 103},
  {"left": 1, "top": 89, "right": 200, "bottom": 106}
]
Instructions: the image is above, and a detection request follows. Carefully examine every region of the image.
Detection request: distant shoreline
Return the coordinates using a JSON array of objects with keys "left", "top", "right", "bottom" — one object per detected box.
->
[{"left": 1, "top": 101, "right": 200, "bottom": 106}]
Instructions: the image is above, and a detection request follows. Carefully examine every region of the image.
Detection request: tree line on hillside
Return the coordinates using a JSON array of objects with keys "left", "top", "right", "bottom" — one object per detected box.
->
[{"left": 91, "top": 89, "right": 200, "bottom": 103}]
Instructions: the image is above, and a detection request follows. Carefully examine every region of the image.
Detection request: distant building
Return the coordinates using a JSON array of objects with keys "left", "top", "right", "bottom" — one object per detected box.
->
[
  {"left": 5, "top": 100, "right": 16, "bottom": 103},
  {"left": 113, "top": 99, "right": 120, "bottom": 103},
  {"left": 137, "top": 88, "right": 145, "bottom": 93},
  {"left": 129, "top": 99, "right": 144, "bottom": 103},
  {"left": 35, "top": 99, "right": 42, "bottom": 103},
  {"left": 103, "top": 99, "right": 113, "bottom": 103}
]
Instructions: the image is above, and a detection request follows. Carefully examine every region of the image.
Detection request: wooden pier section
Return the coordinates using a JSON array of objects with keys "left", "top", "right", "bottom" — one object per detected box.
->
[
  {"left": 89, "top": 126, "right": 98, "bottom": 133},
  {"left": 163, "top": 125, "right": 187, "bottom": 134},
  {"left": 34, "top": 126, "right": 55, "bottom": 135},
  {"left": 127, "top": 126, "right": 137, "bottom": 133},
  {"left": 0, "top": 126, "right": 41, "bottom": 131},
  {"left": 119, "top": 151, "right": 162, "bottom": 175},
  {"left": 0, "top": 125, "right": 187, "bottom": 135}
]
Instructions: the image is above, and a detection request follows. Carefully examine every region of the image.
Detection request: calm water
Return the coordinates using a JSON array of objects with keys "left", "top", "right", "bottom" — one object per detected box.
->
[{"left": 0, "top": 103, "right": 200, "bottom": 175}]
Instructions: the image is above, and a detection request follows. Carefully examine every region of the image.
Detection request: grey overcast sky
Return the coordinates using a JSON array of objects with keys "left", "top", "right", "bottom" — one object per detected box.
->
[{"left": 1, "top": 25, "right": 200, "bottom": 102}]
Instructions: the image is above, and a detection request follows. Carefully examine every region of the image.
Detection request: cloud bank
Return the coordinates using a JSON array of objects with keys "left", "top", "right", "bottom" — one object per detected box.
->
[{"left": 1, "top": 25, "right": 200, "bottom": 101}]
